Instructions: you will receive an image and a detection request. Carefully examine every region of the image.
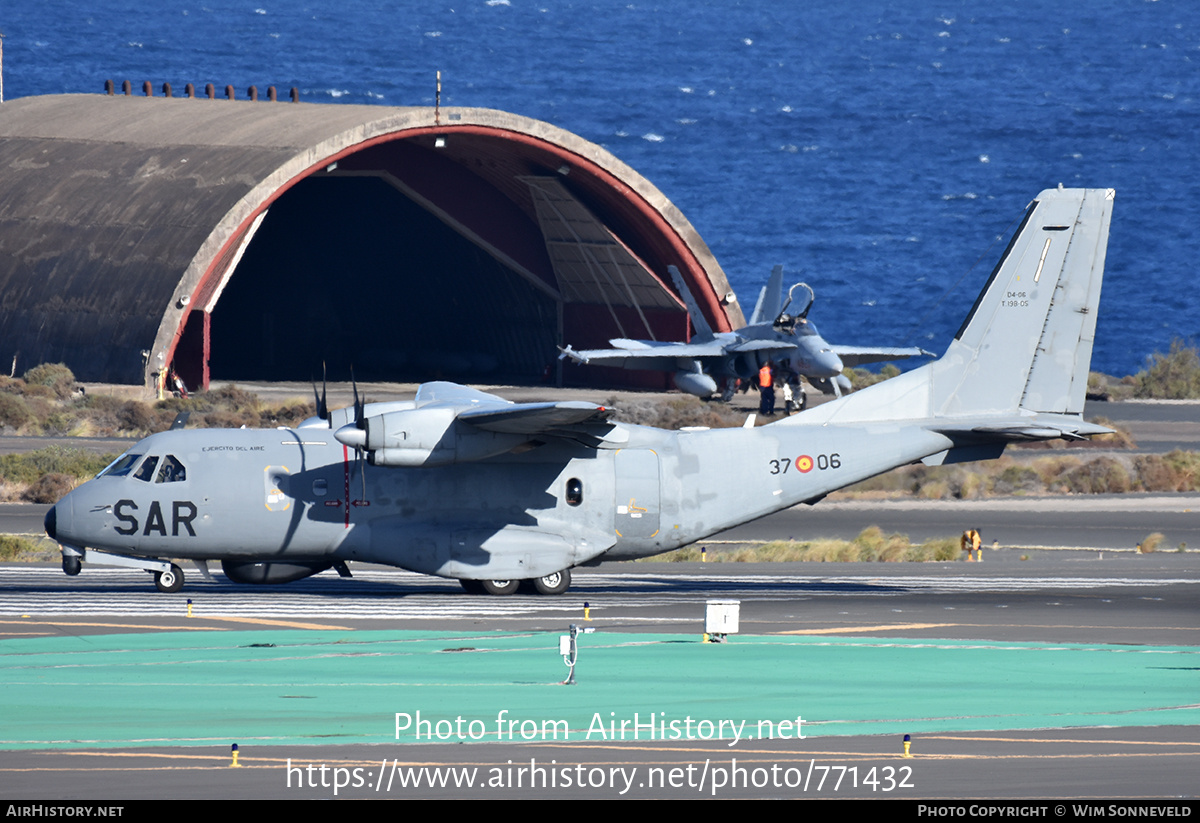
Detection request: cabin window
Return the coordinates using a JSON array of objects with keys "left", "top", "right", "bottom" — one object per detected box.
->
[
  {"left": 566, "top": 478, "right": 583, "bottom": 506},
  {"left": 100, "top": 453, "right": 144, "bottom": 478},
  {"left": 154, "top": 455, "right": 187, "bottom": 483},
  {"left": 313, "top": 479, "right": 328, "bottom": 497},
  {"left": 132, "top": 456, "right": 159, "bottom": 482}
]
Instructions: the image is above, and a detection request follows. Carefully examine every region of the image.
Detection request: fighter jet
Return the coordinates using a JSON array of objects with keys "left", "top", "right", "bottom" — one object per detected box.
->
[
  {"left": 559, "top": 263, "right": 932, "bottom": 402},
  {"left": 45, "top": 188, "right": 1114, "bottom": 596}
]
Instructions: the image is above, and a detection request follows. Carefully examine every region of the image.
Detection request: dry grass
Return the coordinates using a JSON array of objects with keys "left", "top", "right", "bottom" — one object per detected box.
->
[
  {"left": 643, "top": 527, "right": 961, "bottom": 563},
  {"left": 0, "top": 535, "right": 59, "bottom": 562}
]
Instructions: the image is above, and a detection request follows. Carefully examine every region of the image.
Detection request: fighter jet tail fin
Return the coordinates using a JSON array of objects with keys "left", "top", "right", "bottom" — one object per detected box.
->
[
  {"left": 749, "top": 264, "right": 784, "bottom": 325},
  {"left": 667, "top": 265, "right": 714, "bottom": 338},
  {"left": 932, "top": 187, "right": 1114, "bottom": 417}
]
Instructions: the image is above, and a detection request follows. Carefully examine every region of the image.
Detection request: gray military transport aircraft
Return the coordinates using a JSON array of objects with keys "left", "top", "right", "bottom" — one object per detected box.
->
[
  {"left": 45, "top": 188, "right": 1113, "bottom": 596},
  {"left": 559, "top": 263, "right": 931, "bottom": 401}
]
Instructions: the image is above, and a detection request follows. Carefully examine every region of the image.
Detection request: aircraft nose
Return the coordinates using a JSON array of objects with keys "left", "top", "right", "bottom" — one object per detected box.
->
[
  {"left": 817, "top": 350, "right": 844, "bottom": 376},
  {"left": 44, "top": 504, "right": 56, "bottom": 540}
]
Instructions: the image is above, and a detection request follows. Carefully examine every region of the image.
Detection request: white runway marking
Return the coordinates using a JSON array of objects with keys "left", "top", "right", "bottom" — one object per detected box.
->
[{"left": 0, "top": 567, "right": 1194, "bottom": 621}]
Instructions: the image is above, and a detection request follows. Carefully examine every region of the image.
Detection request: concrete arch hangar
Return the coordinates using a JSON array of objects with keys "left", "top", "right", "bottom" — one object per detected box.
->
[{"left": 0, "top": 94, "right": 742, "bottom": 391}]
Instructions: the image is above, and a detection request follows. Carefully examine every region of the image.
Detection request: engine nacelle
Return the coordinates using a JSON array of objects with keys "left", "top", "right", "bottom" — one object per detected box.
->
[
  {"left": 221, "top": 560, "right": 332, "bottom": 584},
  {"left": 339, "top": 408, "right": 530, "bottom": 467},
  {"left": 366, "top": 407, "right": 456, "bottom": 453}
]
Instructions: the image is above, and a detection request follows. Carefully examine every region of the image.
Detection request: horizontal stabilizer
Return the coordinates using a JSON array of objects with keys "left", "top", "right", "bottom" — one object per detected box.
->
[{"left": 930, "top": 414, "right": 1114, "bottom": 442}]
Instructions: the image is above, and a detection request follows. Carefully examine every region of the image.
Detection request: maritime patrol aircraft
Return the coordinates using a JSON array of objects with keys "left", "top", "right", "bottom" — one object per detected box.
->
[
  {"left": 45, "top": 188, "right": 1114, "bottom": 596},
  {"left": 560, "top": 263, "right": 931, "bottom": 401}
]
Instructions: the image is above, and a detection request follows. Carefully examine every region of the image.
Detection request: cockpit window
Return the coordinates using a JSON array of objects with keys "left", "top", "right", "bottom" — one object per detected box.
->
[
  {"left": 98, "top": 453, "right": 144, "bottom": 478},
  {"left": 155, "top": 455, "right": 187, "bottom": 483},
  {"left": 133, "top": 456, "right": 160, "bottom": 482}
]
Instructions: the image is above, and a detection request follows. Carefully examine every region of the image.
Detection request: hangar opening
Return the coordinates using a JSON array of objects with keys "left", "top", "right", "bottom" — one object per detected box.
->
[
  {"left": 189, "top": 130, "right": 704, "bottom": 390},
  {"left": 207, "top": 175, "right": 560, "bottom": 384}
]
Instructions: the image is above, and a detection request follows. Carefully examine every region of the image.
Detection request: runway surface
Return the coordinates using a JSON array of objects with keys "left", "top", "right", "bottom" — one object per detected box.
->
[
  {"left": 1, "top": 397, "right": 1197, "bottom": 800},
  {"left": 1, "top": 558, "right": 1196, "bottom": 799}
]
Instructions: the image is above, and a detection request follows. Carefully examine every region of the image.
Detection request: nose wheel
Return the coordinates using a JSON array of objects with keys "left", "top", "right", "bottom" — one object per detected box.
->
[{"left": 154, "top": 564, "right": 185, "bottom": 593}]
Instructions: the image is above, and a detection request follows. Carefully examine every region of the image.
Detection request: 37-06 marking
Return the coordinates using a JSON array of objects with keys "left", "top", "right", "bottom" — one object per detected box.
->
[{"left": 769, "top": 453, "right": 841, "bottom": 475}]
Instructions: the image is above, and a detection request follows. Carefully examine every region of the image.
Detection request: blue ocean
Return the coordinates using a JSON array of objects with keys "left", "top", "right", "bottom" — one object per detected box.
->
[{"left": 2, "top": 0, "right": 1197, "bottom": 376}]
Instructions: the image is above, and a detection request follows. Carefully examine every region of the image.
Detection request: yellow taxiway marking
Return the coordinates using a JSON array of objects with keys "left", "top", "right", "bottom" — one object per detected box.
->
[
  {"left": 0, "top": 616, "right": 351, "bottom": 631},
  {"left": 0, "top": 620, "right": 225, "bottom": 631},
  {"left": 924, "top": 735, "right": 1200, "bottom": 748},
  {"left": 775, "top": 622, "right": 1199, "bottom": 634},
  {"left": 198, "top": 616, "right": 353, "bottom": 631}
]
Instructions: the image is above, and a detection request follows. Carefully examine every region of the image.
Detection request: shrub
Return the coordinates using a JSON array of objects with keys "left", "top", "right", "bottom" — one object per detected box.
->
[
  {"left": 0, "top": 393, "right": 34, "bottom": 430},
  {"left": 117, "top": 400, "right": 157, "bottom": 432},
  {"left": 993, "top": 464, "right": 1043, "bottom": 495},
  {"left": 1134, "top": 339, "right": 1200, "bottom": 399},
  {"left": 22, "top": 363, "right": 77, "bottom": 400},
  {"left": 22, "top": 473, "right": 76, "bottom": 503},
  {"left": 1061, "top": 456, "right": 1131, "bottom": 494},
  {"left": 0, "top": 447, "right": 115, "bottom": 485}
]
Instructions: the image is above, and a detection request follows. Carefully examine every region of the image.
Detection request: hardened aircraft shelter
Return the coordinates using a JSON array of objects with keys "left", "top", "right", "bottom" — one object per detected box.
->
[{"left": 0, "top": 92, "right": 742, "bottom": 391}]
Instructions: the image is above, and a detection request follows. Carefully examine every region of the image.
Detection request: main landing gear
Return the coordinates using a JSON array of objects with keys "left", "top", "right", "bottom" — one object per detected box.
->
[{"left": 460, "top": 568, "right": 572, "bottom": 596}]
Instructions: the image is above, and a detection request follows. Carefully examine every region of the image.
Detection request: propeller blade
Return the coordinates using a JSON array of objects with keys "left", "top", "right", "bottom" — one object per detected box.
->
[
  {"left": 311, "top": 362, "right": 330, "bottom": 427},
  {"left": 351, "top": 367, "right": 365, "bottom": 429}
]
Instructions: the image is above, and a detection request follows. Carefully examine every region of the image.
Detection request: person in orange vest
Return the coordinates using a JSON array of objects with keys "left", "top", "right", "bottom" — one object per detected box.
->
[{"left": 758, "top": 360, "right": 775, "bottom": 415}]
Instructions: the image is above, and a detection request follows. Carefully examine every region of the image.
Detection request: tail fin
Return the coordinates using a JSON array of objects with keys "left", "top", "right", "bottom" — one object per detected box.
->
[
  {"left": 667, "top": 265, "right": 714, "bottom": 338},
  {"left": 932, "top": 187, "right": 1114, "bottom": 416},
  {"left": 792, "top": 188, "right": 1114, "bottom": 428},
  {"left": 749, "top": 264, "right": 784, "bottom": 325}
]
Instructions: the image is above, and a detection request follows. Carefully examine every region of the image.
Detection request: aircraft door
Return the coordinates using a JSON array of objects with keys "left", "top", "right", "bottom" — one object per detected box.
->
[{"left": 614, "top": 449, "right": 660, "bottom": 540}]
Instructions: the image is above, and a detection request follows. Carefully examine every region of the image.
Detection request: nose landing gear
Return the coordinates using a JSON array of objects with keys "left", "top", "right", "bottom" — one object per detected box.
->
[{"left": 153, "top": 563, "right": 185, "bottom": 593}]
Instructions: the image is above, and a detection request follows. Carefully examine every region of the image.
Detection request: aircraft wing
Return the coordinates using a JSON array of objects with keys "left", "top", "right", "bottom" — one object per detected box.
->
[
  {"left": 561, "top": 339, "right": 731, "bottom": 363},
  {"left": 458, "top": 401, "right": 613, "bottom": 433},
  {"left": 416, "top": 381, "right": 613, "bottom": 432},
  {"left": 726, "top": 339, "right": 796, "bottom": 354},
  {"left": 338, "top": 381, "right": 624, "bottom": 467},
  {"left": 830, "top": 345, "right": 934, "bottom": 368}
]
